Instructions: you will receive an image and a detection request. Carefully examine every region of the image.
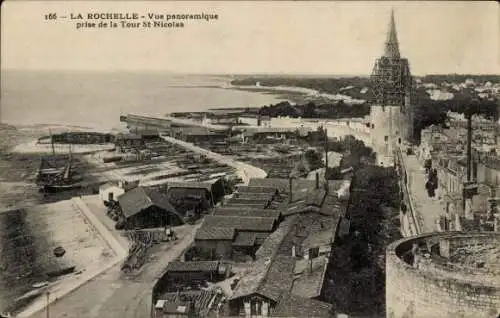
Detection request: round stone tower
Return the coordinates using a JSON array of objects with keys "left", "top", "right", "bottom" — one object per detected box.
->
[{"left": 386, "top": 232, "right": 500, "bottom": 318}]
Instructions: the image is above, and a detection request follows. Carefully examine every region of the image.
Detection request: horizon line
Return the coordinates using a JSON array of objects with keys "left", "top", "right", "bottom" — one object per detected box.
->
[{"left": 2, "top": 68, "right": 500, "bottom": 77}]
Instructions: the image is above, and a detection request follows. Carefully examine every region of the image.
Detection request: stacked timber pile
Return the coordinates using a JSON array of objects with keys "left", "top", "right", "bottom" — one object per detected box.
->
[
  {"left": 121, "top": 231, "right": 154, "bottom": 272},
  {"left": 121, "top": 229, "right": 177, "bottom": 272}
]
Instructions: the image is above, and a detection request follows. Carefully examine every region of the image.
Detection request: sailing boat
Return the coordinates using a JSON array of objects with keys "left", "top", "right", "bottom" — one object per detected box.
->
[
  {"left": 36, "top": 132, "right": 83, "bottom": 193},
  {"left": 42, "top": 144, "right": 83, "bottom": 193}
]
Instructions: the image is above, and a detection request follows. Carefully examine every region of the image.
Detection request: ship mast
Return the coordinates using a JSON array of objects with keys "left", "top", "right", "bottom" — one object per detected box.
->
[
  {"left": 63, "top": 144, "right": 72, "bottom": 180},
  {"left": 49, "top": 128, "right": 56, "bottom": 156}
]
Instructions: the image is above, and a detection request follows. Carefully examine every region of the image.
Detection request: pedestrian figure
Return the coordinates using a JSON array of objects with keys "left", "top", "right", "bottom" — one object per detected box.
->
[{"left": 424, "top": 159, "right": 432, "bottom": 174}]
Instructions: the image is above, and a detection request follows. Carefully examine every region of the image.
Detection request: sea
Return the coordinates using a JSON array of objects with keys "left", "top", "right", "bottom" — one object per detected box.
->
[
  {"left": 0, "top": 70, "right": 286, "bottom": 312},
  {"left": 0, "top": 70, "right": 286, "bottom": 129}
]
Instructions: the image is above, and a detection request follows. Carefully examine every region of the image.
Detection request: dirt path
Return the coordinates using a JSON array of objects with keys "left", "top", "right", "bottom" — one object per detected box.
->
[
  {"left": 28, "top": 223, "right": 200, "bottom": 318},
  {"left": 160, "top": 135, "right": 267, "bottom": 183}
]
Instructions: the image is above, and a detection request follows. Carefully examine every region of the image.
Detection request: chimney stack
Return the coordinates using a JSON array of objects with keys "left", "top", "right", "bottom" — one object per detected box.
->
[
  {"left": 466, "top": 113, "right": 472, "bottom": 182},
  {"left": 189, "top": 299, "right": 196, "bottom": 314},
  {"left": 464, "top": 198, "right": 474, "bottom": 221},
  {"left": 315, "top": 172, "right": 319, "bottom": 189},
  {"left": 288, "top": 177, "right": 293, "bottom": 203},
  {"left": 324, "top": 128, "right": 329, "bottom": 168}
]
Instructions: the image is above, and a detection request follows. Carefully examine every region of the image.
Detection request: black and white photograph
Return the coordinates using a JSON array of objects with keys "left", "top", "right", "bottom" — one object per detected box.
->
[{"left": 0, "top": 1, "right": 499, "bottom": 317}]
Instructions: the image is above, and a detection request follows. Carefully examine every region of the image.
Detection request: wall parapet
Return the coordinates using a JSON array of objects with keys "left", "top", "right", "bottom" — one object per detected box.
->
[
  {"left": 386, "top": 232, "right": 500, "bottom": 318},
  {"left": 396, "top": 148, "right": 421, "bottom": 236}
]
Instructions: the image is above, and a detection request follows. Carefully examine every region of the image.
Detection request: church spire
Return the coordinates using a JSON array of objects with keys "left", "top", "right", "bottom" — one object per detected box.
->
[{"left": 384, "top": 9, "right": 400, "bottom": 58}]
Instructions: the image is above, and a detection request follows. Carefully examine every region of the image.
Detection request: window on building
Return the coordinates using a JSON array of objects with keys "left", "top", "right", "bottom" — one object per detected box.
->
[
  {"left": 398, "top": 138, "right": 402, "bottom": 144},
  {"left": 371, "top": 124, "right": 375, "bottom": 129},
  {"left": 384, "top": 135, "right": 389, "bottom": 142}
]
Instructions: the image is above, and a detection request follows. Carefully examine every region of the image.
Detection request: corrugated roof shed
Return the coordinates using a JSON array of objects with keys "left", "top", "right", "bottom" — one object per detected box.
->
[
  {"left": 195, "top": 226, "right": 236, "bottom": 240},
  {"left": 214, "top": 207, "right": 281, "bottom": 220},
  {"left": 236, "top": 186, "right": 278, "bottom": 194},
  {"left": 138, "top": 129, "right": 160, "bottom": 136},
  {"left": 118, "top": 187, "right": 178, "bottom": 218},
  {"left": 166, "top": 181, "right": 215, "bottom": 191},
  {"left": 226, "top": 198, "right": 271, "bottom": 207},
  {"left": 165, "top": 261, "right": 219, "bottom": 272},
  {"left": 224, "top": 202, "right": 275, "bottom": 210},
  {"left": 233, "top": 192, "right": 275, "bottom": 201},
  {"left": 203, "top": 215, "right": 276, "bottom": 232},
  {"left": 117, "top": 133, "right": 142, "bottom": 140},
  {"left": 248, "top": 178, "right": 317, "bottom": 193},
  {"left": 232, "top": 232, "right": 256, "bottom": 247}
]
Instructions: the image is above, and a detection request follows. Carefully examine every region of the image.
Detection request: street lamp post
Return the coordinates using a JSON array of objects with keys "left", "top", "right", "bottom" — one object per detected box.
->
[{"left": 46, "top": 291, "right": 50, "bottom": 318}]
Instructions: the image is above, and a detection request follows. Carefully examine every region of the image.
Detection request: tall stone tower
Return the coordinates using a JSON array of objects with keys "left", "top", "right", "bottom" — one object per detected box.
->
[{"left": 370, "top": 10, "right": 414, "bottom": 166}]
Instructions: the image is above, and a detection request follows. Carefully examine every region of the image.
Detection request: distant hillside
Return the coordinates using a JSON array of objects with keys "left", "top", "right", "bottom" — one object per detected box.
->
[
  {"left": 258, "top": 101, "right": 370, "bottom": 120},
  {"left": 233, "top": 76, "right": 498, "bottom": 144},
  {"left": 0, "top": 123, "right": 17, "bottom": 131},
  {"left": 231, "top": 76, "right": 372, "bottom": 98},
  {"left": 420, "top": 74, "right": 500, "bottom": 83}
]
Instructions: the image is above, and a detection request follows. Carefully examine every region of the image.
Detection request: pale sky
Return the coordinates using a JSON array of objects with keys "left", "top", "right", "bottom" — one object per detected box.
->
[{"left": 2, "top": 1, "right": 499, "bottom": 75}]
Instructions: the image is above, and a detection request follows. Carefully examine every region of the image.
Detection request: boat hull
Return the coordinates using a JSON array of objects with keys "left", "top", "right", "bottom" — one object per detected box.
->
[{"left": 43, "top": 183, "right": 82, "bottom": 193}]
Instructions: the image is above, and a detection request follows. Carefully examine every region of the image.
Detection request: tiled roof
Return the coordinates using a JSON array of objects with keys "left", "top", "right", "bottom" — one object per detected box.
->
[
  {"left": 231, "top": 217, "right": 297, "bottom": 302},
  {"left": 273, "top": 294, "right": 333, "bottom": 317},
  {"left": 99, "top": 182, "right": 118, "bottom": 191},
  {"left": 301, "top": 225, "right": 336, "bottom": 250},
  {"left": 195, "top": 226, "right": 235, "bottom": 240},
  {"left": 203, "top": 215, "right": 276, "bottom": 232},
  {"left": 283, "top": 200, "right": 321, "bottom": 217},
  {"left": 254, "top": 232, "right": 270, "bottom": 245},
  {"left": 231, "top": 182, "right": 349, "bottom": 307},
  {"left": 321, "top": 190, "right": 349, "bottom": 217},
  {"left": 256, "top": 254, "right": 295, "bottom": 302},
  {"left": 291, "top": 257, "right": 329, "bottom": 299},
  {"left": 232, "top": 232, "right": 256, "bottom": 247},
  {"left": 305, "top": 189, "right": 326, "bottom": 206},
  {"left": 289, "top": 188, "right": 310, "bottom": 202},
  {"left": 214, "top": 207, "right": 281, "bottom": 219},
  {"left": 157, "top": 290, "right": 218, "bottom": 317},
  {"left": 118, "top": 187, "right": 178, "bottom": 218},
  {"left": 283, "top": 187, "right": 347, "bottom": 219},
  {"left": 165, "top": 261, "right": 219, "bottom": 273},
  {"left": 232, "top": 214, "right": 335, "bottom": 303}
]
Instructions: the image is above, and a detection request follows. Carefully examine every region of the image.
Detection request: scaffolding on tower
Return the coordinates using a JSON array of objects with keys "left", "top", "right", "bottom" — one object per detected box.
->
[{"left": 370, "top": 9, "right": 415, "bottom": 144}]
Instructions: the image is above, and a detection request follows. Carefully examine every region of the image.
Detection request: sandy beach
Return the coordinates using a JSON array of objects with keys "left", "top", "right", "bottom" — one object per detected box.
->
[{"left": 0, "top": 198, "right": 126, "bottom": 316}]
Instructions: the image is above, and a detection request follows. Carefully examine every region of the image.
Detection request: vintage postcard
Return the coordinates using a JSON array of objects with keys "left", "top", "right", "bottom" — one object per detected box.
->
[{"left": 0, "top": 1, "right": 499, "bottom": 318}]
